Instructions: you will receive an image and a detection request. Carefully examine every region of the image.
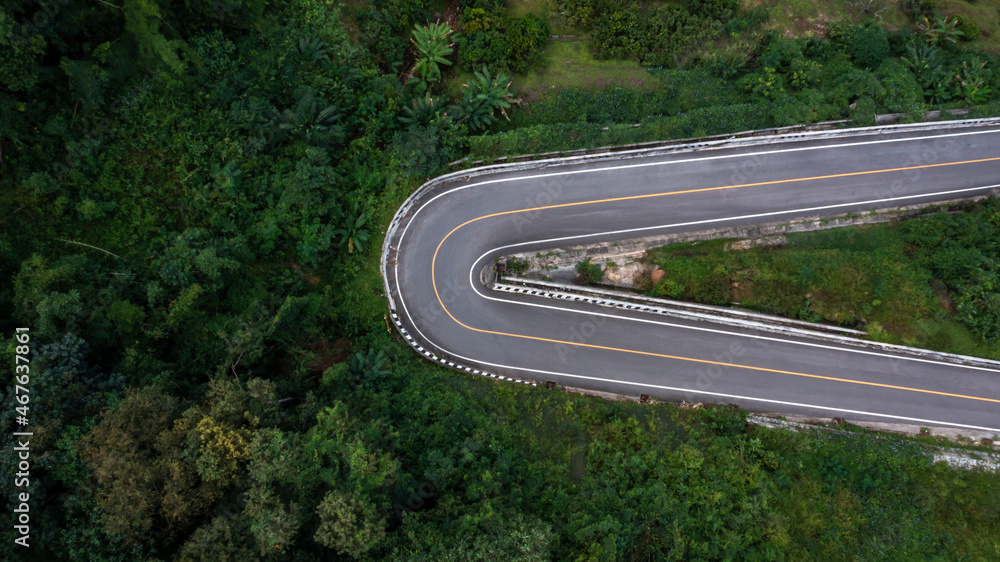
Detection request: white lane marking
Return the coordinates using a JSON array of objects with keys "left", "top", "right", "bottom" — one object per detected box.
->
[
  {"left": 461, "top": 184, "right": 1000, "bottom": 374},
  {"left": 411, "top": 127, "right": 1000, "bottom": 214},
  {"left": 471, "top": 288, "right": 1000, "bottom": 374},
  {"left": 391, "top": 129, "right": 1000, "bottom": 428},
  {"left": 457, "top": 359, "right": 1000, "bottom": 433}
]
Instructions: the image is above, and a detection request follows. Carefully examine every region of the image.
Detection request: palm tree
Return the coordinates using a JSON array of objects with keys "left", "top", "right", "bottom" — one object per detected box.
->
[
  {"left": 411, "top": 23, "right": 455, "bottom": 83},
  {"left": 272, "top": 87, "right": 341, "bottom": 144},
  {"left": 458, "top": 67, "right": 521, "bottom": 132},
  {"left": 334, "top": 214, "right": 370, "bottom": 254},
  {"left": 916, "top": 16, "right": 964, "bottom": 46},
  {"left": 400, "top": 95, "right": 442, "bottom": 127}
]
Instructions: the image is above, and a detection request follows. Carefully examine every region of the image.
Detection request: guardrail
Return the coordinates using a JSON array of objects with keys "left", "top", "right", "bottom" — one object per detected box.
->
[
  {"left": 382, "top": 117, "right": 1000, "bottom": 382},
  {"left": 494, "top": 276, "right": 1000, "bottom": 371}
]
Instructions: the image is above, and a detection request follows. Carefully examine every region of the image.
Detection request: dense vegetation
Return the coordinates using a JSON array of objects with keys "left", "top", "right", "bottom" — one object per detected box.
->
[
  {"left": 2, "top": 0, "right": 999, "bottom": 559},
  {"left": 466, "top": 0, "right": 1000, "bottom": 160},
  {"left": 646, "top": 200, "right": 1000, "bottom": 360}
]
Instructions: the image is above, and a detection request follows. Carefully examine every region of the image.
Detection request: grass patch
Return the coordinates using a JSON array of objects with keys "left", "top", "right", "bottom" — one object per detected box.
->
[
  {"left": 645, "top": 206, "right": 1000, "bottom": 360},
  {"left": 515, "top": 39, "right": 656, "bottom": 100},
  {"left": 935, "top": 0, "right": 1000, "bottom": 52},
  {"left": 762, "top": 0, "right": 909, "bottom": 38},
  {"left": 507, "top": 0, "right": 552, "bottom": 20}
]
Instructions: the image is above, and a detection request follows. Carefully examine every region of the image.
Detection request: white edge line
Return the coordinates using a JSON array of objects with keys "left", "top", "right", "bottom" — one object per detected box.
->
[
  {"left": 411, "top": 127, "right": 1000, "bottom": 214},
  {"left": 465, "top": 184, "right": 1000, "bottom": 374},
  {"left": 391, "top": 127, "right": 1000, "bottom": 430}
]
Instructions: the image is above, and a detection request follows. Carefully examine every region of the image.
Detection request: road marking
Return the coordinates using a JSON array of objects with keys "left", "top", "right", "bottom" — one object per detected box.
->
[
  {"left": 442, "top": 125, "right": 1000, "bottom": 192},
  {"left": 431, "top": 159, "right": 1000, "bottom": 405},
  {"left": 444, "top": 156, "right": 1000, "bottom": 223},
  {"left": 432, "top": 357, "right": 1000, "bottom": 433},
  {"left": 390, "top": 127, "right": 1000, "bottom": 429},
  {"left": 412, "top": 127, "right": 1000, "bottom": 210},
  {"left": 467, "top": 184, "right": 1000, "bottom": 374}
]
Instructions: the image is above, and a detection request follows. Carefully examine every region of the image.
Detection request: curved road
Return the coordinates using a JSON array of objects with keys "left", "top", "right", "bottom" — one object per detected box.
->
[{"left": 383, "top": 121, "right": 1000, "bottom": 432}]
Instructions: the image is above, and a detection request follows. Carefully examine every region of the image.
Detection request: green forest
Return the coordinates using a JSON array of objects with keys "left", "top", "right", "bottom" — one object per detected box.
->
[{"left": 2, "top": 0, "right": 1000, "bottom": 559}]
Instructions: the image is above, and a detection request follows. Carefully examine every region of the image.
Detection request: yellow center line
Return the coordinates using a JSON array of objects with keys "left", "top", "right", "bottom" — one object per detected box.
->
[{"left": 429, "top": 156, "right": 1000, "bottom": 403}]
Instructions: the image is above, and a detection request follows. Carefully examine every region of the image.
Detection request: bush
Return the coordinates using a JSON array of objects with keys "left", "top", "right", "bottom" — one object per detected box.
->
[
  {"left": 875, "top": 60, "right": 925, "bottom": 113},
  {"left": 591, "top": 10, "right": 647, "bottom": 59},
  {"left": 900, "top": 0, "right": 936, "bottom": 19},
  {"left": 700, "top": 405, "right": 748, "bottom": 438},
  {"left": 841, "top": 23, "right": 890, "bottom": 69},
  {"left": 459, "top": 0, "right": 504, "bottom": 10},
  {"left": 357, "top": 0, "right": 431, "bottom": 67},
  {"left": 506, "top": 14, "right": 549, "bottom": 72},
  {"left": 850, "top": 96, "right": 877, "bottom": 126},
  {"left": 552, "top": 0, "right": 627, "bottom": 30},
  {"left": 687, "top": 0, "right": 739, "bottom": 20},
  {"left": 575, "top": 259, "right": 604, "bottom": 285},
  {"left": 458, "top": 12, "right": 548, "bottom": 73},
  {"left": 953, "top": 14, "right": 980, "bottom": 41},
  {"left": 641, "top": 5, "right": 723, "bottom": 67},
  {"left": 459, "top": 29, "right": 510, "bottom": 71}
]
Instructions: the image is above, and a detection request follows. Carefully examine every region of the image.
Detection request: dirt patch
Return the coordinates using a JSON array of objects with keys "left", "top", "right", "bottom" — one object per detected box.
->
[
  {"left": 436, "top": 0, "right": 463, "bottom": 30},
  {"left": 289, "top": 259, "right": 321, "bottom": 286},
  {"left": 930, "top": 280, "right": 957, "bottom": 315},
  {"left": 309, "top": 337, "right": 351, "bottom": 373},
  {"left": 731, "top": 279, "right": 754, "bottom": 302}
]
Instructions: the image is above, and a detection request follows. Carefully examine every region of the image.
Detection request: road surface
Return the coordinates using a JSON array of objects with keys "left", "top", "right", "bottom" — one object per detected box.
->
[{"left": 383, "top": 121, "right": 1000, "bottom": 432}]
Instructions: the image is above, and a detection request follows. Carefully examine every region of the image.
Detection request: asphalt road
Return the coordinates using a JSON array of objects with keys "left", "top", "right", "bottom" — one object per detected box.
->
[{"left": 384, "top": 121, "right": 1000, "bottom": 432}]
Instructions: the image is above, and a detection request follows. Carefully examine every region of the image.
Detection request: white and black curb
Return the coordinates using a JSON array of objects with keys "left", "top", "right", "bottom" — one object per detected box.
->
[
  {"left": 388, "top": 311, "right": 537, "bottom": 386},
  {"left": 382, "top": 118, "right": 1000, "bottom": 384},
  {"left": 498, "top": 276, "right": 865, "bottom": 336},
  {"left": 493, "top": 277, "right": 1000, "bottom": 371}
]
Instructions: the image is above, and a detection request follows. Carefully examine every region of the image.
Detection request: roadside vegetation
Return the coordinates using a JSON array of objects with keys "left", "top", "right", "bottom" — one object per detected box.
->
[
  {"left": 645, "top": 200, "right": 1000, "bottom": 360},
  {"left": 2, "top": 0, "right": 999, "bottom": 558},
  {"left": 449, "top": 0, "right": 1000, "bottom": 161}
]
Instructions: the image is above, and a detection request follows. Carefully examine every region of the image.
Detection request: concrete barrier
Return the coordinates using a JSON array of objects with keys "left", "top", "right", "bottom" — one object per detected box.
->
[
  {"left": 493, "top": 276, "right": 1000, "bottom": 371},
  {"left": 383, "top": 118, "right": 1000, "bottom": 384}
]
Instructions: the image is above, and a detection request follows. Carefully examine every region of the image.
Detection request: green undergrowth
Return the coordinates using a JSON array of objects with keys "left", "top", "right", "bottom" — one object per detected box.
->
[
  {"left": 514, "top": 39, "right": 657, "bottom": 99},
  {"left": 645, "top": 199, "right": 1000, "bottom": 360},
  {"left": 468, "top": 101, "right": 778, "bottom": 159},
  {"left": 754, "top": 423, "right": 1000, "bottom": 559},
  {"left": 369, "top": 351, "right": 1000, "bottom": 560}
]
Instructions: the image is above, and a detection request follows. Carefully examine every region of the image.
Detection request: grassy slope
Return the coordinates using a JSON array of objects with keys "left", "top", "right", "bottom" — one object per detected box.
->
[
  {"left": 516, "top": 39, "right": 657, "bottom": 100},
  {"left": 645, "top": 217, "right": 1000, "bottom": 360}
]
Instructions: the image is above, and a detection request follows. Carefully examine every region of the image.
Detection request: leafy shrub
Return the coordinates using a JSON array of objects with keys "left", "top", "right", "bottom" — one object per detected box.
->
[
  {"left": 900, "top": 0, "right": 936, "bottom": 19},
  {"left": 552, "top": 0, "right": 629, "bottom": 30},
  {"left": 641, "top": 6, "right": 724, "bottom": 67},
  {"left": 840, "top": 23, "right": 890, "bottom": 69},
  {"left": 506, "top": 14, "right": 549, "bottom": 72},
  {"left": 590, "top": 4, "right": 723, "bottom": 65},
  {"left": 850, "top": 96, "right": 877, "bottom": 125},
  {"left": 953, "top": 14, "right": 980, "bottom": 41},
  {"left": 575, "top": 259, "right": 604, "bottom": 285},
  {"left": 700, "top": 405, "right": 748, "bottom": 438},
  {"left": 591, "top": 10, "right": 646, "bottom": 59},
  {"left": 467, "top": 102, "right": 775, "bottom": 160},
  {"left": 874, "top": 60, "right": 924, "bottom": 113},
  {"left": 506, "top": 257, "right": 530, "bottom": 275},
  {"left": 687, "top": 0, "right": 739, "bottom": 20},
  {"left": 459, "top": 0, "right": 504, "bottom": 10},
  {"left": 458, "top": 12, "right": 548, "bottom": 73},
  {"left": 955, "top": 268, "right": 1000, "bottom": 341},
  {"left": 358, "top": 0, "right": 431, "bottom": 67},
  {"left": 459, "top": 29, "right": 511, "bottom": 70}
]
